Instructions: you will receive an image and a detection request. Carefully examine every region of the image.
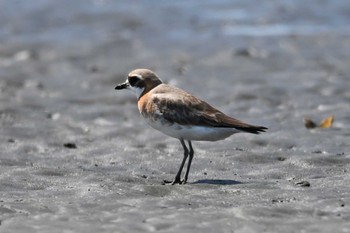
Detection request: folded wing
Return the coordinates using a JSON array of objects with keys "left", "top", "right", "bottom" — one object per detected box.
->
[{"left": 152, "top": 88, "right": 267, "bottom": 134}]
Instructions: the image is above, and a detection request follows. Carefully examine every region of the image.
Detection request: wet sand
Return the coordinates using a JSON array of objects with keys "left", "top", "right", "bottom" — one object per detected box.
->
[{"left": 1, "top": 1, "right": 350, "bottom": 232}]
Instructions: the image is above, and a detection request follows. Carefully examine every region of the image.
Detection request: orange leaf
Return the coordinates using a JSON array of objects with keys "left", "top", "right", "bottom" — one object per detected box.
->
[{"left": 319, "top": 115, "right": 334, "bottom": 128}]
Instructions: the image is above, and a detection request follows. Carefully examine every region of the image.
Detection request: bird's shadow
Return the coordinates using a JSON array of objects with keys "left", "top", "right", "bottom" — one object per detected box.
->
[{"left": 192, "top": 179, "right": 242, "bottom": 185}]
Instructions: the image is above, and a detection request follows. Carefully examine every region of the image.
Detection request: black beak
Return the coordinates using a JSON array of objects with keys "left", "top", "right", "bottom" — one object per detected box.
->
[{"left": 115, "top": 82, "right": 129, "bottom": 90}]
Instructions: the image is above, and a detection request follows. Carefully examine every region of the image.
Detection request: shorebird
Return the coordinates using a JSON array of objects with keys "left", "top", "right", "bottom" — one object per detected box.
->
[{"left": 115, "top": 69, "right": 267, "bottom": 184}]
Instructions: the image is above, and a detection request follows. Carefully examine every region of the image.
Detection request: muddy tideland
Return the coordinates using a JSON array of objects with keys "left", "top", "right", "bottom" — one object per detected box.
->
[{"left": 1, "top": 1, "right": 350, "bottom": 232}]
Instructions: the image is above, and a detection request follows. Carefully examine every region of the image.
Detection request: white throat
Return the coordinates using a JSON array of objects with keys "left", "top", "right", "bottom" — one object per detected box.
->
[{"left": 131, "top": 86, "right": 145, "bottom": 100}]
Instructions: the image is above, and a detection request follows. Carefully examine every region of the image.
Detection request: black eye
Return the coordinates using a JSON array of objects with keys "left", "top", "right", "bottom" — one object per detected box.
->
[{"left": 128, "top": 76, "right": 142, "bottom": 87}]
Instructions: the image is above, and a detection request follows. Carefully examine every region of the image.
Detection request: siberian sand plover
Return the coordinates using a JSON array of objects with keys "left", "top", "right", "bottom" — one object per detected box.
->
[{"left": 115, "top": 69, "right": 267, "bottom": 184}]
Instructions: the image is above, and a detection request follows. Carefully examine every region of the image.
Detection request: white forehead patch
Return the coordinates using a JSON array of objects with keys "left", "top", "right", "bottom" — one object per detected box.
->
[{"left": 131, "top": 74, "right": 142, "bottom": 79}]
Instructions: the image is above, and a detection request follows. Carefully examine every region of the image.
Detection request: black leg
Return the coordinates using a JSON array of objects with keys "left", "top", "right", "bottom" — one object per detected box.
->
[
  {"left": 171, "top": 139, "right": 188, "bottom": 185},
  {"left": 183, "top": 140, "right": 194, "bottom": 184}
]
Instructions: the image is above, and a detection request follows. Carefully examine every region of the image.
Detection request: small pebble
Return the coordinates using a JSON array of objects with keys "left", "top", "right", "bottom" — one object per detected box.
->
[
  {"left": 64, "top": 143, "right": 77, "bottom": 149},
  {"left": 8, "top": 138, "right": 15, "bottom": 143},
  {"left": 296, "top": 181, "right": 311, "bottom": 187}
]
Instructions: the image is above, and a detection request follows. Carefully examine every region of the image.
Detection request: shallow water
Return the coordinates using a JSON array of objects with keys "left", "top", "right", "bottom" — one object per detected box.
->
[{"left": 1, "top": 1, "right": 350, "bottom": 232}]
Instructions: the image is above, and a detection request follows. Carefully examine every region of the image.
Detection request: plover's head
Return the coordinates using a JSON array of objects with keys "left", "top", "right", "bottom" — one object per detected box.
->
[{"left": 115, "top": 69, "right": 162, "bottom": 99}]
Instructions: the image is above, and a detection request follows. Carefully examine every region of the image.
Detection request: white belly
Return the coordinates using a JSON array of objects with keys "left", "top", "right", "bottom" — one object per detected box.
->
[{"left": 144, "top": 118, "right": 240, "bottom": 141}]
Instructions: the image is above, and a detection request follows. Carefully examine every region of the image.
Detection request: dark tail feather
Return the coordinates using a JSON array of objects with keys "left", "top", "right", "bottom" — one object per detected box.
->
[{"left": 235, "top": 125, "right": 268, "bottom": 134}]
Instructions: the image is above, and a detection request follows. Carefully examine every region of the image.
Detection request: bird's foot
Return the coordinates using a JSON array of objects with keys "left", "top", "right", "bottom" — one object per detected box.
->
[{"left": 162, "top": 178, "right": 187, "bottom": 185}]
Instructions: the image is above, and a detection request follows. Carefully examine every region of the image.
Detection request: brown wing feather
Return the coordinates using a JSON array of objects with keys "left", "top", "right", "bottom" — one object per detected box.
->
[{"left": 150, "top": 85, "right": 267, "bottom": 134}]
